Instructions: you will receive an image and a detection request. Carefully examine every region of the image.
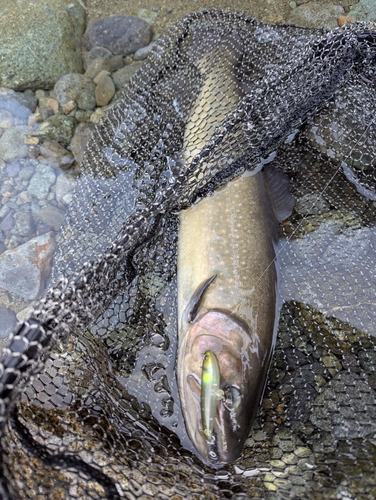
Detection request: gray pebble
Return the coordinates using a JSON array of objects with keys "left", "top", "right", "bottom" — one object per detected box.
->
[
  {"left": 112, "top": 63, "right": 143, "bottom": 90},
  {"left": 18, "top": 164, "right": 36, "bottom": 181},
  {"left": 85, "top": 56, "right": 124, "bottom": 80},
  {"left": 0, "top": 205, "right": 10, "bottom": 219},
  {"left": 74, "top": 110, "right": 93, "bottom": 123},
  {"left": 134, "top": 43, "right": 154, "bottom": 61},
  {"left": 27, "top": 164, "right": 56, "bottom": 200},
  {"left": 0, "top": 126, "right": 29, "bottom": 161},
  {"left": 13, "top": 211, "right": 34, "bottom": 237},
  {"left": 5, "top": 161, "right": 21, "bottom": 178},
  {"left": 55, "top": 173, "right": 77, "bottom": 205},
  {"left": 294, "top": 193, "right": 330, "bottom": 216},
  {"left": 35, "top": 206, "right": 65, "bottom": 231},
  {"left": 85, "top": 46, "right": 113, "bottom": 69},
  {"left": 0, "top": 210, "right": 15, "bottom": 231},
  {"left": 52, "top": 73, "right": 96, "bottom": 111},
  {"left": 84, "top": 16, "right": 152, "bottom": 57}
]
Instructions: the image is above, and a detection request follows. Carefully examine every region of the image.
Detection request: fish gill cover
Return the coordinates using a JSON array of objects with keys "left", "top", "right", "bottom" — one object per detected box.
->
[{"left": 0, "top": 9, "right": 376, "bottom": 499}]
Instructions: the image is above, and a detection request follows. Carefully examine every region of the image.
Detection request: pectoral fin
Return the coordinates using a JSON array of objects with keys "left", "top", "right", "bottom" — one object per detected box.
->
[{"left": 185, "top": 275, "right": 217, "bottom": 323}]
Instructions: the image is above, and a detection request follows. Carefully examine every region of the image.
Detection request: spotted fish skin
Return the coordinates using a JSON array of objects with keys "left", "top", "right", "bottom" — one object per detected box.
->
[{"left": 176, "top": 27, "right": 293, "bottom": 463}]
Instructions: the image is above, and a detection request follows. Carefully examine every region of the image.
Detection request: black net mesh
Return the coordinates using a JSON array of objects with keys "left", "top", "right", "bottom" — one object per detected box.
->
[{"left": 1, "top": 9, "right": 376, "bottom": 499}]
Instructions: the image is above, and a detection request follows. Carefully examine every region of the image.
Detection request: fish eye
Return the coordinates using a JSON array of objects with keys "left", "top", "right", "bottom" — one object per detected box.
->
[{"left": 222, "top": 385, "right": 242, "bottom": 410}]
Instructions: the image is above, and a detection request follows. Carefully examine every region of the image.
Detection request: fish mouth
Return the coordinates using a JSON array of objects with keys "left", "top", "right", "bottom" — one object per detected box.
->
[{"left": 178, "top": 310, "right": 267, "bottom": 464}]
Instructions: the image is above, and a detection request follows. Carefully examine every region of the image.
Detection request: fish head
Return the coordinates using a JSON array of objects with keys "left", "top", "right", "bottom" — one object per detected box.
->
[{"left": 178, "top": 310, "right": 269, "bottom": 464}]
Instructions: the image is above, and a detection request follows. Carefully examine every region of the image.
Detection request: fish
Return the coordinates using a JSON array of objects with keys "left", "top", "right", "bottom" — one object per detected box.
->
[{"left": 177, "top": 31, "right": 294, "bottom": 464}]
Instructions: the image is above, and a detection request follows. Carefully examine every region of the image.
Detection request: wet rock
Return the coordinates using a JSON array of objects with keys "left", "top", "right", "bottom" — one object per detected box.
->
[
  {"left": 0, "top": 232, "right": 56, "bottom": 300},
  {"left": 56, "top": 173, "right": 77, "bottom": 206},
  {"left": 13, "top": 211, "right": 34, "bottom": 237},
  {"left": 0, "top": 206, "right": 10, "bottom": 219},
  {"left": 18, "top": 163, "right": 36, "bottom": 181},
  {"left": 84, "top": 16, "right": 152, "bottom": 57},
  {"left": 95, "top": 73, "right": 115, "bottom": 107},
  {"left": 74, "top": 110, "right": 93, "bottom": 123},
  {"left": 16, "top": 191, "right": 33, "bottom": 206},
  {"left": 134, "top": 44, "right": 154, "bottom": 61},
  {"left": 70, "top": 122, "right": 95, "bottom": 165},
  {"left": 39, "top": 141, "right": 74, "bottom": 170},
  {"left": 27, "top": 164, "right": 56, "bottom": 200},
  {"left": 85, "top": 47, "right": 113, "bottom": 69},
  {"left": 0, "top": 90, "right": 37, "bottom": 122},
  {"left": 5, "top": 161, "right": 21, "bottom": 178},
  {"left": 286, "top": 3, "right": 345, "bottom": 29},
  {"left": 349, "top": 0, "right": 376, "bottom": 21},
  {"left": 0, "top": 0, "right": 85, "bottom": 91},
  {"left": 85, "top": 57, "right": 124, "bottom": 80},
  {"left": 52, "top": 74, "right": 96, "bottom": 111},
  {"left": 38, "top": 115, "right": 77, "bottom": 147},
  {"left": 112, "top": 63, "right": 143, "bottom": 90},
  {"left": 35, "top": 206, "right": 65, "bottom": 231},
  {"left": 0, "top": 211, "right": 14, "bottom": 231},
  {"left": 0, "top": 307, "right": 17, "bottom": 339},
  {"left": 0, "top": 126, "right": 29, "bottom": 161}
]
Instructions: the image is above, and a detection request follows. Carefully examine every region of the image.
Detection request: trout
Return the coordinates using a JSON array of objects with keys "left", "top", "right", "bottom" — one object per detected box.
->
[{"left": 177, "top": 31, "right": 293, "bottom": 463}]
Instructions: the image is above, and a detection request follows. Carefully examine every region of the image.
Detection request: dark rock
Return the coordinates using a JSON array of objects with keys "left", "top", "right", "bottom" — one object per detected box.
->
[
  {"left": 0, "top": 307, "right": 17, "bottom": 338},
  {"left": 84, "top": 16, "right": 152, "bottom": 57},
  {"left": 37, "top": 115, "right": 77, "bottom": 147}
]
